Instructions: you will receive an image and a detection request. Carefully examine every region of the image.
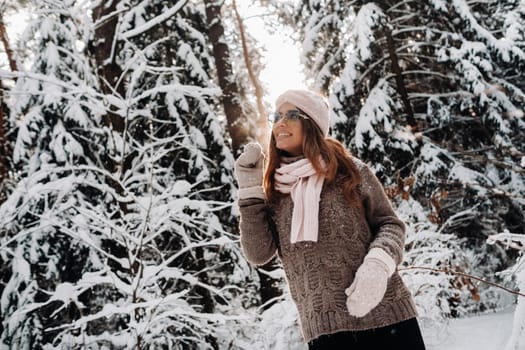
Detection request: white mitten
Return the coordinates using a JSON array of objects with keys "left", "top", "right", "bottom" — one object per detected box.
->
[
  {"left": 345, "top": 248, "right": 396, "bottom": 317},
  {"left": 234, "top": 143, "right": 265, "bottom": 200}
]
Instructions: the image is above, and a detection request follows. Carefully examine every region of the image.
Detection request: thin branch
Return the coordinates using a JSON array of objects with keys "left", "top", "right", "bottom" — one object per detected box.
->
[
  {"left": 400, "top": 265, "right": 525, "bottom": 298},
  {"left": 232, "top": 0, "right": 268, "bottom": 146}
]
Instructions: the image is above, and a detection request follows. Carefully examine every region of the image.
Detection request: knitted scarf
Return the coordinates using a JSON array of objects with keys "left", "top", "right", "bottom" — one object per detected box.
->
[{"left": 274, "top": 158, "right": 325, "bottom": 243}]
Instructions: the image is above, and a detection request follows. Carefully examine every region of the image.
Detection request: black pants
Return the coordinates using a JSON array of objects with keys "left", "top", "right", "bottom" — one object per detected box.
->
[{"left": 308, "top": 318, "right": 426, "bottom": 350}]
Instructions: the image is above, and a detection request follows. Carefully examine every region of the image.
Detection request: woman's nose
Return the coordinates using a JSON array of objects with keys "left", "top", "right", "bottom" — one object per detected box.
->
[{"left": 274, "top": 118, "right": 288, "bottom": 127}]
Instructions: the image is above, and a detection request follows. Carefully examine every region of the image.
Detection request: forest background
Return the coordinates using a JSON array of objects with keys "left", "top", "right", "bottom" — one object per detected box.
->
[{"left": 0, "top": 0, "right": 524, "bottom": 349}]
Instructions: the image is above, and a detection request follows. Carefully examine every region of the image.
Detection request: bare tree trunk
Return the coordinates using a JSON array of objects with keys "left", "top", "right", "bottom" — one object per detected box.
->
[
  {"left": 0, "top": 81, "right": 9, "bottom": 204},
  {"left": 204, "top": 0, "right": 250, "bottom": 154},
  {"left": 89, "top": 0, "right": 125, "bottom": 133},
  {"left": 232, "top": 0, "right": 269, "bottom": 148},
  {"left": 383, "top": 28, "right": 417, "bottom": 128},
  {"left": 0, "top": 14, "right": 18, "bottom": 72},
  {"left": 0, "top": 14, "right": 15, "bottom": 205},
  {"left": 205, "top": 0, "right": 281, "bottom": 307}
]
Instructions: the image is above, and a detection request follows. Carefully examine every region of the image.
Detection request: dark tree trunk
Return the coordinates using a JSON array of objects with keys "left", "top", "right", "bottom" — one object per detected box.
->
[
  {"left": 0, "top": 81, "right": 9, "bottom": 205},
  {"left": 204, "top": 0, "right": 250, "bottom": 154},
  {"left": 0, "top": 14, "right": 17, "bottom": 72},
  {"left": 383, "top": 28, "right": 417, "bottom": 128},
  {"left": 205, "top": 0, "right": 282, "bottom": 306},
  {"left": 0, "top": 14, "right": 15, "bottom": 204},
  {"left": 89, "top": 0, "right": 125, "bottom": 133}
]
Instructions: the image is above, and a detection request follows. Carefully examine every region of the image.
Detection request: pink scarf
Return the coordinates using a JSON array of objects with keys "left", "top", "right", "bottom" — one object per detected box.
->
[{"left": 274, "top": 158, "right": 325, "bottom": 243}]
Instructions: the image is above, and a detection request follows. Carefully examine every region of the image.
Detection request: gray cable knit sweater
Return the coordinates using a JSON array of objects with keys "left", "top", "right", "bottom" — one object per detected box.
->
[{"left": 238, "top": 158, "right": 418, "bottom": 342}]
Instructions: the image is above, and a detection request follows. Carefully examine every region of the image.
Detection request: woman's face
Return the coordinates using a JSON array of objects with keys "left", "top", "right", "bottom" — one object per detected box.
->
[{"left": 272, "top": 102, "right": 305, "bottom": 156}]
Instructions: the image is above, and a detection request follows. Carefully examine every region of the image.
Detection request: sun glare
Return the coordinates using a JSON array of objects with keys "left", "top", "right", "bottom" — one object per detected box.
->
[
  {"left": 239, "top": 2, "right": 306, "bottom": 106},
  {"left": 260, "top": 32, "right": 306, "bottom": 104}
]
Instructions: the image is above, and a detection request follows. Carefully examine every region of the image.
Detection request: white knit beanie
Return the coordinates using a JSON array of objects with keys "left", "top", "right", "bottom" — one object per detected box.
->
[{"left": 275, "top": 89, "right": 330, "bottom": 136}]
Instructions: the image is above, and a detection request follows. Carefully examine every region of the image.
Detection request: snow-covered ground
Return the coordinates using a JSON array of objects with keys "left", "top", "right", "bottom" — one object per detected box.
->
[
  {"left": 256, "top": 300, "right": 516, "bottom": 349},
  {"left": 423, "top": 307, "right": 515, "bottom": 350}
]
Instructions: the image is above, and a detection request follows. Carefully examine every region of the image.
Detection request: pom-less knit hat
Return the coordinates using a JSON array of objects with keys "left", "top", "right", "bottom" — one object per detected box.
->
[{"left": 275, "top": 89, "right": 330, "bottom": 136}]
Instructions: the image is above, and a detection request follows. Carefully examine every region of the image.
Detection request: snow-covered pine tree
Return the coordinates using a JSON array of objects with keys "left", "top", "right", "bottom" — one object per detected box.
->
[
  {"left": 0, "top": 1, "right": 113, "bottom": 348},
  {"left": 288, "top": 0, "right": 525, "bottom": 321},
  {"left": 96, "top": 1, "right": 258, "bottom": 347},
  {"left": 0, "top": 0, "right": 256, "bottom": 349}
]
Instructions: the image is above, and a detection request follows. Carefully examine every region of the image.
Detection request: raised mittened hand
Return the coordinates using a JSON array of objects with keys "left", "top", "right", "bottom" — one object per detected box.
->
[
  {"left": 234, "top": 143, "right": 265, "bottom": 200},
  {"left": 236, "top": 143, "right": 264, "bottom": 170},
  {"left": 345, "top": 248, "right": 396, "bottom": 318}
]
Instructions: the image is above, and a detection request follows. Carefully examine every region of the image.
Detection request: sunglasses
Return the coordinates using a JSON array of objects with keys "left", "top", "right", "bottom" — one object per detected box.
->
[{"left": 268, "top": 109, "right": 309, "bottom": 124}]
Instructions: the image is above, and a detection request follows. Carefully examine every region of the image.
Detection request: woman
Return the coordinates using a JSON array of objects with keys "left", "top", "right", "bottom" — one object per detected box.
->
[{"left": 235, "top": 89, "right": 426, "bottom": 349}]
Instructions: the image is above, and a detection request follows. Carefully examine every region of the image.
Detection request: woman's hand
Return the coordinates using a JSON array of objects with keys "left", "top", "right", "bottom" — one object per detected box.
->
[
  {"left": 345, "top": 248, "right": 396, "bottom": 317},
  {"left": 234, "top": 143, "right": 265, "bottom": 199}
]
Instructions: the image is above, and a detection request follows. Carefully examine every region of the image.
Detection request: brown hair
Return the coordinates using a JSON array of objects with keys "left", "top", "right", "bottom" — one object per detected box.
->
[{"left": 263, "top": 118, "right": 362, "bottom": 205}]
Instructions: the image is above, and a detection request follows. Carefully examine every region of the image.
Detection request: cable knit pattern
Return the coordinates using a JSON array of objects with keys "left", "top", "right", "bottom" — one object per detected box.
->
[{"left": 238, "top": 158, "right": 418, "bottom": 342}]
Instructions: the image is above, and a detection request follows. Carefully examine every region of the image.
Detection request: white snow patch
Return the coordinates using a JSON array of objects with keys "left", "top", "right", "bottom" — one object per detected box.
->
[{"left": 424, "top": 307, "right": 515, "bottom": 350}]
